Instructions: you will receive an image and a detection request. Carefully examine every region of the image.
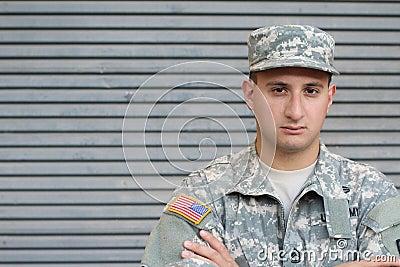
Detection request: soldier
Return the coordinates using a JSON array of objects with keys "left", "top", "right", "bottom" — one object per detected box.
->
[{"left": 141, "top": 25, "right": 400, "bottom": 266}]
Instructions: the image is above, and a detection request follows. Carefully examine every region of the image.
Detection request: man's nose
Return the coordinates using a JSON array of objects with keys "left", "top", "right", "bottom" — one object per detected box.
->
[{"left": 284, "top": 94, "right": 304, "bottom": 121}]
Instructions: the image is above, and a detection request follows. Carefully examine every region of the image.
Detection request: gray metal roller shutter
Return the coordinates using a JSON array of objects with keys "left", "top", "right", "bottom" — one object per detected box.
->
[{"left": 0, "top": 1, "right": 399, "bottom": 265}]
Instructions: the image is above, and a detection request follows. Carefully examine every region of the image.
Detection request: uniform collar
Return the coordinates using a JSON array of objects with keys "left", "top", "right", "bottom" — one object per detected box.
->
[
  {"left": 314, "top": 143, "right": 348, "bottom": 199},
  {"left": 227, "top": 142, "right": 347, "bottom": 199},
  {"left": 227, "top": 141, "right": 352, "bottom": 238},
  {"left": 226, "top": 142, "right": 273, "bottom": 196}
]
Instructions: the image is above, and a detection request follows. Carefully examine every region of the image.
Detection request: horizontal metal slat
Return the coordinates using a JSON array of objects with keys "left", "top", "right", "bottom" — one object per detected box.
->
[
  {"left": 0, "top": 45, "right": 399, "bottom": 59},
  {"left": 0, "top": 74, "right": 399, "bottom": 88},
  {"left": 1, "top": 2, "right": 399, "bottom": 15},
  {"left": 0, "top": 30, "right": 399, "bottom": 45},
  {"left": 0, "top": 219, "right": 157, "bottom": 234},
  {"left": 0, "top": 249, "right": 142, "bottom": 263},
  {"left": 392, "top": 175, "right": 400, "bottom": 187},
  {"left": 1, "top": 145, "right": 399, "bottom": 161},
  {"left": 1, "top": 15, "right": 399, "bottom": 30},
  {"left": 1, "top": 88, "right": 399, "bottom": 103},
  {"left": 321, "top": 132, "right": 400, "bottom": 146},
  {"left": 0, "top": 103, "right": 249, "bottom": 117},
  {"left": 0, "top": 146, "right": 235, "bottom": 161},
  {"left": 0, "top": 205, "right": 164, "bottom": 219},
  {"left": 328, "top": 146, "right": 400, "bottom": 160},
  {"left": 0, "top": 190, "right": 171, "bottom": 204},
  {"left": 0, "top": 103, "right": 398, "bottom": 117},
  {"left": 328, "top": 104, "right": 400, "bottom": 117},
  {"left": 0, "top": 161, "right": 216, "bottom": 175},
  {"left": 1, "top": 59, "right": 252, "bottom": 74},
  {"left": 2, "top": 132, "right": 399, "bottom": 146},
  {"left": 0, "top": 159, "right": 398, "bottom": 176},
  {"left": 0, "top": 234, "right": 147, "bottom": 248},
  {"left": 0, "top": 176, "right": 179, "bottom": 190},
  {"left": 0, "top": 174, "right": 396, "bottom": 191},
  {"left": 1, "top": 117, "right": 400, "bottom": 132},
  {"left": 326, "top": 118, "right": 400, "bottom": 131},
  {"left": 0, "top": 264, "right": 141, "bottom": 267},
  {"left": 1, "top": 59, "right": 400, "bottom": 74}
]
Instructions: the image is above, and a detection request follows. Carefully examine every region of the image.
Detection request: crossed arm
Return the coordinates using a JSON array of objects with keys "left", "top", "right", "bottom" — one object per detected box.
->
[{"left": 182, "top": 230, "right": 400, "bottom": 267}]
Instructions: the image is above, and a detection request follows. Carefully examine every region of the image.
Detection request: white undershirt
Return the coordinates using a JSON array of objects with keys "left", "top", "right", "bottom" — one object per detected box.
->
[{"left": 259, "top": 160, "right": 317, "bottom": 220}]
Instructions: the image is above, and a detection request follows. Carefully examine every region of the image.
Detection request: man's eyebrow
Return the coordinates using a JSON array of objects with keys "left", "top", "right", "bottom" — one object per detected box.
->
[
  {"left": 265, "top": 81, "right": 325, "bottom": 87},
  {"left": 265, "top": 81, "right": 288, "bottom": 87},
  {"left": 305, "top": 82, "right": 325, "bottom": 88}
]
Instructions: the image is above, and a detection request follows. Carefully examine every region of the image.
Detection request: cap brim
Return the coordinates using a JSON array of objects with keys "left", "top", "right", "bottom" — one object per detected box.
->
[{"left": 250, "top": 58, "right": 340, "bottom": 75}]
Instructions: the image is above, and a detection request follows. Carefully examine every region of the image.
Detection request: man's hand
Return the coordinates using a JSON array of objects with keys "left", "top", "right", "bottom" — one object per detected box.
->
[
  {"left": 181, "top": 230, "right": 239, "bottom": 267},
  {"left": 335, "top": 258, "right": 400, "bottom": 267}
]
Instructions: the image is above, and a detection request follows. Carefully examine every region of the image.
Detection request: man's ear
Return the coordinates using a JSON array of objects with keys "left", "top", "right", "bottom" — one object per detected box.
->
[
  {"left": 326, "top": 84, "right": 336, "bottom": 114},
  {"left": 242, "top": 79, "right": 256, "bottom": 110}
]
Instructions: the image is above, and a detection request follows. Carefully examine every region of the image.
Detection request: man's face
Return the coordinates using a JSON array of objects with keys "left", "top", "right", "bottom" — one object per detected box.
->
[{"left": 249, "top": 67, "right": 336, "bottom": 155}]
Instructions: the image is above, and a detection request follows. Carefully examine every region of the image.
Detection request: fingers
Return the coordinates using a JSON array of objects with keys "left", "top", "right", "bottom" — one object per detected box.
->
[
  {"left": 364, "top": 257, "right": 400, "bottom": 267},
  {"left": 181, "top": 249, "right": 217, "bottom": 265},
  {"left": 199, "top": 230, "right": 232, "bottom": 260},
  {"left": 181, "top": 230, "right": 238, "bottom": 267},
  {"left": 182, "top": 239, "right": 224, "bottom": 265}
]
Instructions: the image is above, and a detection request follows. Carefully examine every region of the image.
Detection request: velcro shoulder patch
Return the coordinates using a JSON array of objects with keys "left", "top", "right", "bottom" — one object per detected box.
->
[
  {"left": 363, "top": 198, "right": 400, "bottom": 233},
  {"left": 167, "top": 194, "right": 211, "bottom": 225},
  {"left": 363, "top": 198, "right": 400, "bottom": 257}
]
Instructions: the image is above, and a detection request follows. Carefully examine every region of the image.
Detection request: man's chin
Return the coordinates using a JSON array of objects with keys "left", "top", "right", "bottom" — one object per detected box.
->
[{"left": 276, "top": 140, "right": 311, "bottom": 154}]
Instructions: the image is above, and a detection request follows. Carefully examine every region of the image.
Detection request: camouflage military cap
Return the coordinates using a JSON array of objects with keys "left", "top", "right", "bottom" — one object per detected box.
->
[{"left": 248, "top": 25, "right": 339, "bottom": 75}]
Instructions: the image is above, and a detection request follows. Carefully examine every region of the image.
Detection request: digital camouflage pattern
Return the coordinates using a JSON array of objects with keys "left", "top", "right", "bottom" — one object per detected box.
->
[
  {"left": 141, "top": 24, "right": 399, "bottom": 266},
  {"left": 141, "top": 143, "right": 400, "bottom": 266},
  {"left": 248, "top": 25, "right": 340, "bottom": 75}
]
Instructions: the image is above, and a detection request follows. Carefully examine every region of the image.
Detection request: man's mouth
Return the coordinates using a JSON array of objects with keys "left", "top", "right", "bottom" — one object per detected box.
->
[{"left": 280, "top": 126, "right": 306, "bottom": 135}]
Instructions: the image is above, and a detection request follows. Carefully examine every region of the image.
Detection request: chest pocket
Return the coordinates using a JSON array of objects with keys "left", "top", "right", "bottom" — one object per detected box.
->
[
  {"left": 287, "top": 195, "right": 356, "bottom": 266},
  {"left": 237, "top": 231, "right": 280, "bottom": 267},
  {"left": 309, "top": 211, "right": 330, "bottom": 239},
  {"left": 224, "top": 194, "right": 282, "bottom": 267},
  {"left": 307, "top": 211, "right": 355, "bottom": 266}
]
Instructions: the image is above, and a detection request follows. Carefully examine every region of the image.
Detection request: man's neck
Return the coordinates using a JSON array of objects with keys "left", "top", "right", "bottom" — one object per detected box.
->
[
  {"left": 255, "top": 136, "right": 320, "bottom": 171},
  {"left": 271, "top": 147, "right": 319, "bottom": 171}
]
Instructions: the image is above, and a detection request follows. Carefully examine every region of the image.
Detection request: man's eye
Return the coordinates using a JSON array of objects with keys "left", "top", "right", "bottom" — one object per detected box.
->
[
  {"left": 305, "top": 88, "right": 319, "bottom": 94},
  {"left": 273, "top": 88, "right": 286, "bottom": 93}
]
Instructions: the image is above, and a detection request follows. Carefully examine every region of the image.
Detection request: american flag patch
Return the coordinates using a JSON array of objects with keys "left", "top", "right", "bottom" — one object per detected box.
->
[{"left": 168, "top": 194, "right": 211, "bottom": 225}]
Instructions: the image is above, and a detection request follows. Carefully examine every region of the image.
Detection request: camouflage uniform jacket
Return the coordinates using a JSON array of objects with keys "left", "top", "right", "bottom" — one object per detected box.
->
[{"left": 141, "top": 143, "right": 400, "bottom": 266}]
